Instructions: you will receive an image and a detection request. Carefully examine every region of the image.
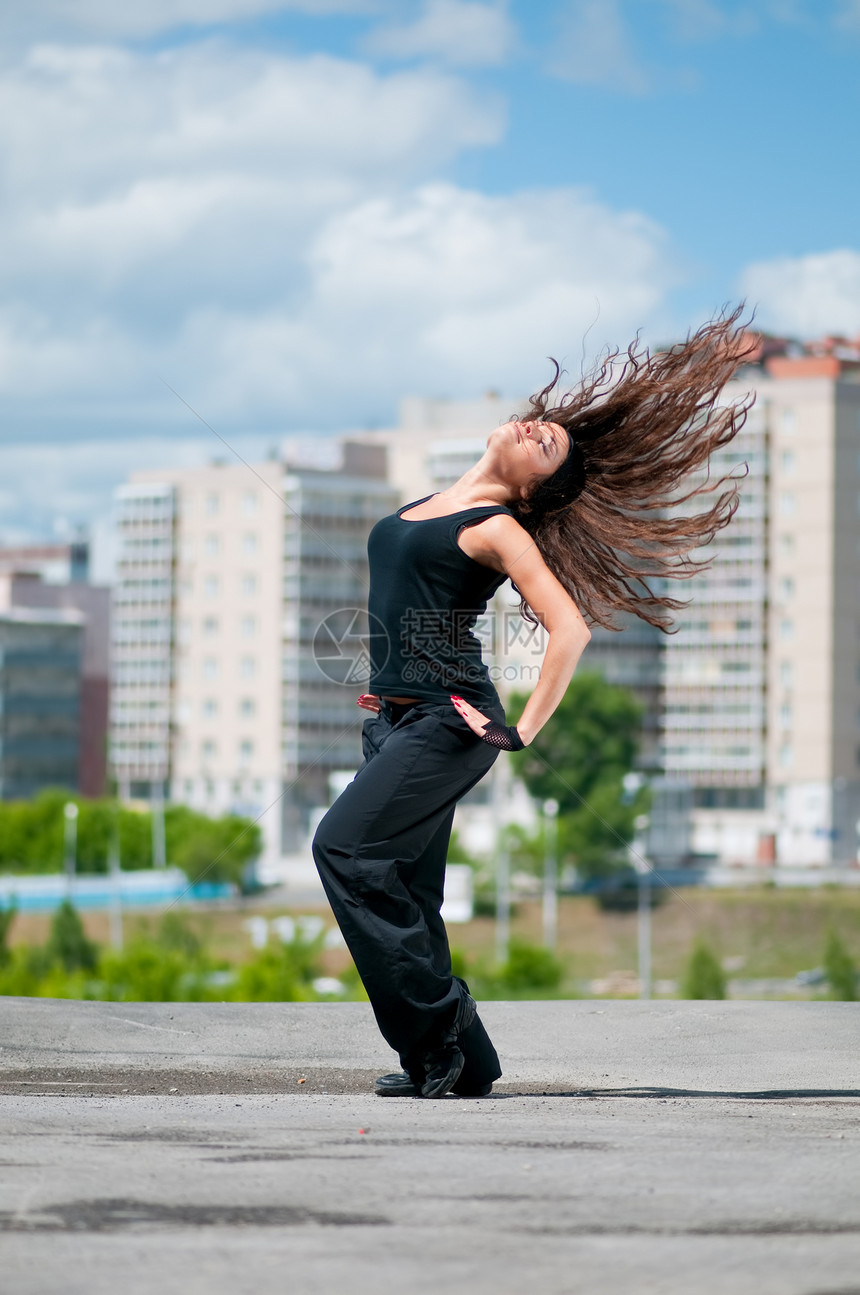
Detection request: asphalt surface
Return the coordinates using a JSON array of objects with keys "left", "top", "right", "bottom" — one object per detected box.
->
[{"left": 1, "top": 999, "right": 859, "bottom": 1295}]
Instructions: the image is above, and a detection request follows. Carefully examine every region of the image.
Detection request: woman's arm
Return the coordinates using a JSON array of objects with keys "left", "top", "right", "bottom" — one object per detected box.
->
[{"left": 453, "top": 515, "right": 591, "bottom": 745}]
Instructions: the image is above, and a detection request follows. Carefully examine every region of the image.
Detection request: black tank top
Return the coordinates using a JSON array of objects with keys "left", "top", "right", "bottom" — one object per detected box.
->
[{"left": 367, "top": 493, "right": 513, "bottom": 706}]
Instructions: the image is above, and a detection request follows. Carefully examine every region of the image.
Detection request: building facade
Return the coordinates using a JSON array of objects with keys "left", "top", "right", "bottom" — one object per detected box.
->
[
  {"left": 0, "top": 608, "right": 83, "bottom": 800},
  {"left": 110, "top": 445, "right": 398, "bottom": 860}
]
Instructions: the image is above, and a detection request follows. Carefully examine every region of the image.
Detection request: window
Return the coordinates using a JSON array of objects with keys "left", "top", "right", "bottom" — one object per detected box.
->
[
  {"left": 239, "top": 698, "right": 256, "bottom": 718},
  {"left": 242, "top": 532, "right": 258, "bottom": 556},
  {"left": 203, "top": 656, "right": 219, "bottom": 680},
  {"left": 780, "top": 619, "right": 794, "bottom": 641},
  {"left": 202, "top": 698, "right": 218, "bottom": 719},
  {"left": 241, "top": 573, "right": 257, "bottom": 597},
  {"left": 240, "top": 655, "right": 256, "bottom": 679},
  {"left": 781, "top": 450, "right": 795, "bottom": 474},
  {"left": 242, "top": 491, "right": 259, "bottom": 517},
  {"left": 779, "top": 492, "right": 796, "bottom": 517},
  {"left": 781, "top": 408, "right": 795, "bottom": 436},
  {"left": 205, "top": 493, "right": 220, "bottom": 516},
  {"left": 239, "top": 739, "right": 254, "bottom": 766},
  {"left": 779, "top": 577, "right": 794, "bottom": 600},
  {"left": 780, "top": 660, "right": 793, "bottom": 687},
  {"left": 241, "top": 615, "right": 257, "bottom": 638},
  {"left": 203, "top": 616, "right": 219, "bottom": 636},
  {"left": 204, "top": 534, "right": 220, "bottom": 557},
  {"left": 779, "top": 703, "right": 792, "bottom": 727},
  {"left": 780, "top": 534, "right": 795, "bottom": 556},
  {"left": 204, "top": 575, "right": 219, "bottom": 598},
  {"left": 779, "top": 742, "right": 793, "bottom": 768},
  {"left": 202, "top": 739, "right": 217, "bottom": 761}
]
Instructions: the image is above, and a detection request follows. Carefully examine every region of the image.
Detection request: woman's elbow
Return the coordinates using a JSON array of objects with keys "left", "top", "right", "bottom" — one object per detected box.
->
[{"left": 548, "top": 614, "right": 591, "bottom": 651}]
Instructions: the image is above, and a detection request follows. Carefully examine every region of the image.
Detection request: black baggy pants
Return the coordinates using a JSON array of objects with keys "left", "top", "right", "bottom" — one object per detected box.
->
[{"left": 312, "top": 696, "right": 504, "bottom": 1089}]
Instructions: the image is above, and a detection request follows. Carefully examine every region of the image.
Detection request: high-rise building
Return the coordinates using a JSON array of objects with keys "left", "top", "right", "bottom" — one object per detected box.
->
[
  {"left": 0, "top": 572, "right": 111, "bottom": 797},
  {"left": 0, "top": 607, "right": 83, "bottom": 800},
  {"left": 660, "top": 341, "right": 860, "bottom": 867},
  {"left": 110, "top": 444, "right": 398, "bottom": 860},
  {"left": 110, "top": 483, "right": 176, "bottom": 798}
]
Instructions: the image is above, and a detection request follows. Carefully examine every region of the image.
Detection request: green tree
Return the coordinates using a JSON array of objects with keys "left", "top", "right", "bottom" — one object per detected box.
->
[
  {"left": 45, "top": 900, "right": 98, "bottom": 973},
  {"left": 0, "top": 795, "right": 261, "bottom": 884},
  {"left": 231, "top": 932, "right": 323, "bottom": 1002},
  {"left": 0, "top": 904, "right": 16, "bottom": 967},
  {"left": 509, "top": 671, "right": 648, "bottom": 881},
  {"left": 682, "top": 940, "right": 726, "bottom": 1000},
  {"left": 499, "top": 939, "right": 563, "bottom": 993},
  {"left": 823, "top": 930, "right": 857, "bottom": 1001},
  {"left": 166, "top": 806, "right": 262, "bottom": 887}
]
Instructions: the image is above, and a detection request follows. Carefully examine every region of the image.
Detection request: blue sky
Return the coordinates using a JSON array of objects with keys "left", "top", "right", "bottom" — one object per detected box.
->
[{"left": 1, "top": 0, "right": 858, "bottom": 544}]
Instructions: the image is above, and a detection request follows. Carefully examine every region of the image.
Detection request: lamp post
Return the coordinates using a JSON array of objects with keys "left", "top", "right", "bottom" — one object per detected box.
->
[
  {"left": 632, "top": 812, "right": 652, "bottom": 1001},
  {"left": 493, "top": 752, "right": 511, "bottom": 967},
  {"left": 151, "top": 779, "right": 166, "bottom": 869},
  {"left": 63, "top": 802, "right": 78, "bottom": 895},
  {"left": 108, "top": 804, "right": 123, "bottom": 951},
  {"left": 542, "top": 798, "right": 559, "bottom": 949}
]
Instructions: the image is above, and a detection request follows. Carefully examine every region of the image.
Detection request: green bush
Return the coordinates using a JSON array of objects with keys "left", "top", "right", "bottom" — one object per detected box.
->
[
  {"left": 45, "top": 900, "right": 98, "bottom": 973},
  {"left": 500, "top": 939, "right": 564, "bottom": 993},
  {"left": 0, "top": 792, "right": 261, "bottom": 884},
  {"left": 0, "top": 904, "right": 16, "bottom": 968},
  {"left": 823, "top": 930, "right": 857, "bottom": 1001},
  {"left": 230, "top": 934, "right": 323, "bottom": 1002},
  {"left": 682, "top": 940, "right": 726, "bottom": 1000}
]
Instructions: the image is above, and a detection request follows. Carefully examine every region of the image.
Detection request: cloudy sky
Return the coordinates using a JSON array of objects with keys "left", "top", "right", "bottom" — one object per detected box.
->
[{"left": 1, "top": 0, "right": 859, "bottom": 546}]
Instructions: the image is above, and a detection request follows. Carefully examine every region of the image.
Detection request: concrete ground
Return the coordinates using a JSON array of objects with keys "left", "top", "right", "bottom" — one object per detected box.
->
[{"left": 1, "top": 999, "right": 858, "bottom": 1295}]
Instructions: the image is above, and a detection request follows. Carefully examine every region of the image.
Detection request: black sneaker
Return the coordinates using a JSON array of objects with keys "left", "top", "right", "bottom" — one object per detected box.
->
[
  {"left": 374, "top": 1071, "right": 421, "bottom": 1097},
  {"left": 373, "top": 1068, "right": 493, "bottom": 1098},
  {"left": 420, "top": 990, "right": 477, "bottom": 1099}
]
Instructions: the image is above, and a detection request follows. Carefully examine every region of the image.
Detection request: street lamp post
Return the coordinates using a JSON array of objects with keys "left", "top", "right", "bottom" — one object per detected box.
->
[
  {"left": 108, "top": 805, "right": 123, "bottom": 951},
  {"left": 542, "top": 798, "right": 559, "bottom": 949},
  {"left": 151, "top": 779, "right": 166, "bottom": 869},
  {"left": 493, "top": 753, "right": 511, "bottom": 967},
  {"left": 632, "top": 813, "right": 652, "bottom": 1001},
  {"left": 63, "top": 802, "right": 79, "bottom": 895}
]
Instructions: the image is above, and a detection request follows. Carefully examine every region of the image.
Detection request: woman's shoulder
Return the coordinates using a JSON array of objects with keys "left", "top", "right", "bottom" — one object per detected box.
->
[{"left": 455, "top": 509, "right": 533, "bottom": 571}]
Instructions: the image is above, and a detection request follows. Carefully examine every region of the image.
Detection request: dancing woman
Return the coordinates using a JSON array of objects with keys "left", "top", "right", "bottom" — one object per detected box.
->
[{"left": 313, "top": 309, "right": 753, "bottom": 1098}]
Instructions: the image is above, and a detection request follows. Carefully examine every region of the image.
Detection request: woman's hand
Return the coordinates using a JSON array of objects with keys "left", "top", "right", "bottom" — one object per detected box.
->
[
  {"left": 357, "top": 693, "right": 382, "bottom": 713},
  {"left": 450, "top": 695, "right": 524, "bottom": 748}
]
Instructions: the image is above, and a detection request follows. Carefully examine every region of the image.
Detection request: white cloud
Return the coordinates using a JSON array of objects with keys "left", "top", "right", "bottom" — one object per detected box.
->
[
  {"left": 365, "top": 0, "right": 515, "bottom": 67},
  {"left": 551, "top": 0, "right": 650, "bottom": 93},
  {"left": 2, "top": 0, "right": 370, "bottom": 43},
  {"left": 0, "top": 41, "right": 503, "bottom": 392},
  {"left": 0, "top": 32, "right": 681, "bottom": 543},
  {"left": 739, "top": 249, "right": 860, "bottom": 337},
  {"left": 835, "top": 0, "right": 860, "bottom": 28},
  {"left": 658, "top": 0, "right": 757, "bottom": 41}
]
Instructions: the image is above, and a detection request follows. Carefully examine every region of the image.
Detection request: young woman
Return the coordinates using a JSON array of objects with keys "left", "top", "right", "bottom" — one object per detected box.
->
[{"left": 313, "top": 309, "right": 753, "bottom": 1098}]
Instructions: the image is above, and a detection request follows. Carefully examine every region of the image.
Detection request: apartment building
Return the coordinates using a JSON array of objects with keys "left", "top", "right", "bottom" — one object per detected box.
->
[
  {"left": 660, "top": 342, "right": 860, "bottom": 867},
  {"left": 0, "top": 607, "right": 84, "bottom": 800},
  {"left": 110, "top": 483, "right": 176, "bottom": 799},
  {"left": 763, "top": 348, "right": 860, "bottom": 865},
  {"left": 0, "top": 572, "right": 110, "bottom": 797},
  {"left": 110, "top": 445, "right": 398, "bottom": 860}
]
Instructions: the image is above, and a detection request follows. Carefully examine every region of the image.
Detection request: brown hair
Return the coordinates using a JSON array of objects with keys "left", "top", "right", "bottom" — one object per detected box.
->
[{"left": 508, "top": 305, "right": 756, "bottom": 632}]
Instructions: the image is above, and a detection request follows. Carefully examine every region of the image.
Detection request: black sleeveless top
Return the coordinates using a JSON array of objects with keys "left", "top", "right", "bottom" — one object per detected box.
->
[{"left": 367, "top": 493, "right": 513, "bottom": 706}]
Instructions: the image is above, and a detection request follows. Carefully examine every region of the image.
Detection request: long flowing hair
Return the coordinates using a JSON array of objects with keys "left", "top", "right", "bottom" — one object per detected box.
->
[{"left": 508, "top": 306, "right": 756, "bottom": 631}]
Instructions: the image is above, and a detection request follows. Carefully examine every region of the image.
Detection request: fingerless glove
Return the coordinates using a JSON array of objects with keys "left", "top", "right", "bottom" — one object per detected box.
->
[{"left": 480, "top": 721, "right": 525, "bottom": 751}]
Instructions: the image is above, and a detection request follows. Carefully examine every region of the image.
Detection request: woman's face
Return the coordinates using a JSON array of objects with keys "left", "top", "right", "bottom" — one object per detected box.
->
[{"left": 490, "top": 419, "right": 569, "bottom": 497}]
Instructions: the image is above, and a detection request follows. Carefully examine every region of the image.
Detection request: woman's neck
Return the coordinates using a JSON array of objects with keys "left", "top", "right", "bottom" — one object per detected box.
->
[{"left": 439, "top": 457, "right": 514, "bottom": 509}]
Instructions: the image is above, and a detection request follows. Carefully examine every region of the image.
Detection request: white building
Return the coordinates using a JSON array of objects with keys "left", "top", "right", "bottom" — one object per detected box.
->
[{"left": 110, "top": 444, "right": 398, "bottom": 864}]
